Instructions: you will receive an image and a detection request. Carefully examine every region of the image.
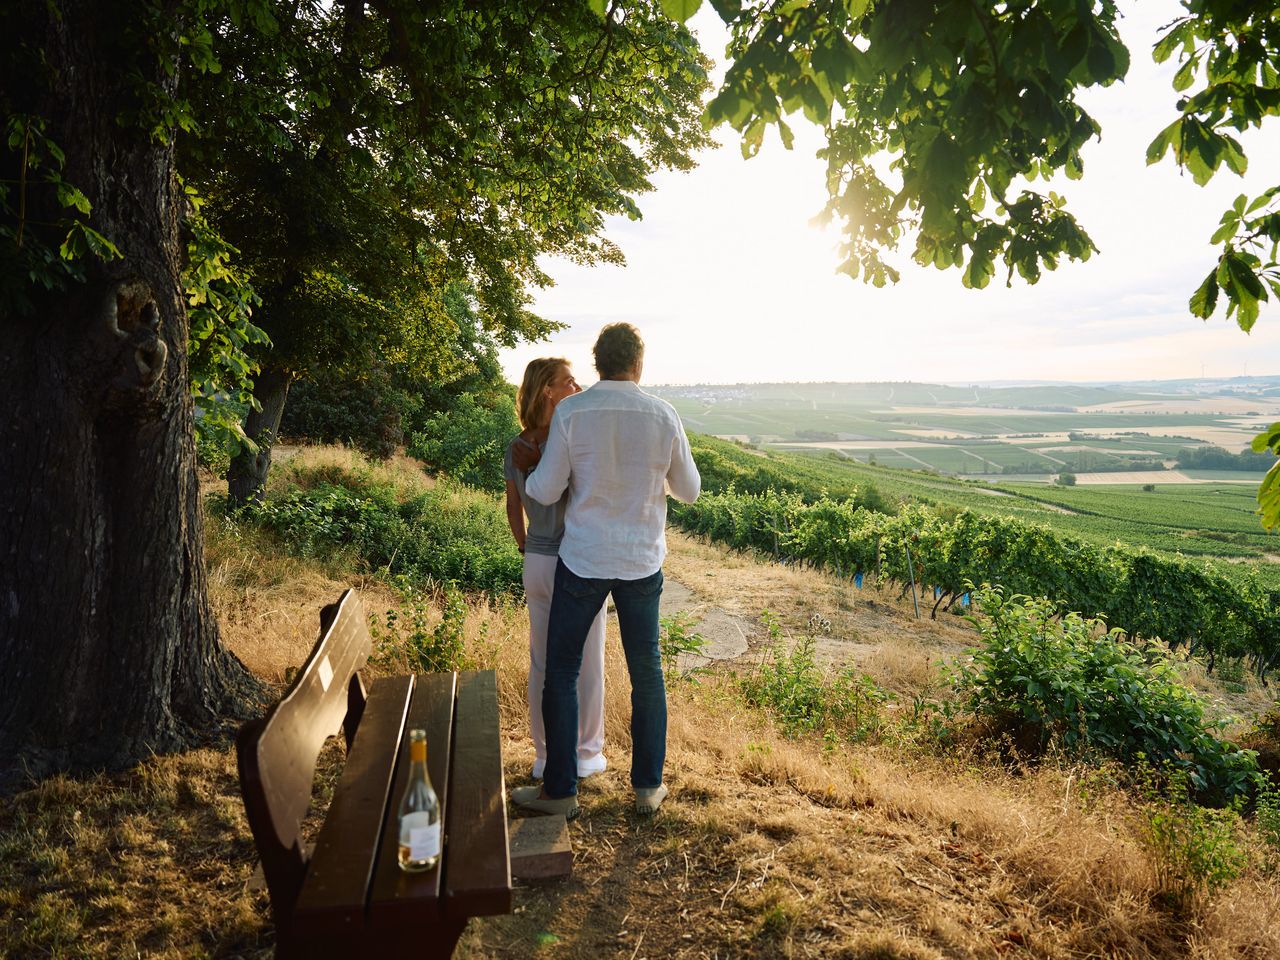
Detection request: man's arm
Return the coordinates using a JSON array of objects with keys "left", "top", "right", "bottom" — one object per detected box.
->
[
  {"left": 525, "top": 414, "right": 571, "bottom": 505},
  {"left": 666, "top": 423, "right": 701, "bottom": 504}
]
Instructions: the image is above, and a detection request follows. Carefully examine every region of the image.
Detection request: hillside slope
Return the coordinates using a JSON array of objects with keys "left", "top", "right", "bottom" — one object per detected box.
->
[
  {"left": 471, "top": 531, "right": 1280, "bottom": 960},
  {"left": 3, "top": 449, "right": 1277, "bottom": 959}
]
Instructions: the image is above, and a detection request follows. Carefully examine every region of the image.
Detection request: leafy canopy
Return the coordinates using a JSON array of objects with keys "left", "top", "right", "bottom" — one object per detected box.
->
[
  {"left": 180, "top": 0, "right": 713, "bottom": 385},
  {"left": 649, "top": 0, "right": 1280, "bottom": 525},
  {"left": 700, "top": 0, "right": 1128, "bottom": 289}
]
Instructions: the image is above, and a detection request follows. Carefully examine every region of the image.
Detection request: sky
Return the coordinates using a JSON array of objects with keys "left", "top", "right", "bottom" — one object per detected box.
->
[{"left": 498, "top": 1, "right": 1280, "bottom": 387}]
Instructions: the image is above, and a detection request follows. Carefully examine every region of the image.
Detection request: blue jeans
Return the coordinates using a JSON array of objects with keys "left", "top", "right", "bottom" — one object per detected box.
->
[{"left": 542, "top": 559, "right": 666, "bottom": 799}]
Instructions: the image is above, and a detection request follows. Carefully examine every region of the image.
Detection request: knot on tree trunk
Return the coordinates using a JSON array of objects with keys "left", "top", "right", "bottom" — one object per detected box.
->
[{"left": 103, "top": 279, "right": 169, "bottom": 401}]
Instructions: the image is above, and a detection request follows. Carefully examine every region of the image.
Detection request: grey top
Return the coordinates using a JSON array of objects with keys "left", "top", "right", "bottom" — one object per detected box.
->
[{"left": 504, "top": 436, "right": 565, "bottom": 557}]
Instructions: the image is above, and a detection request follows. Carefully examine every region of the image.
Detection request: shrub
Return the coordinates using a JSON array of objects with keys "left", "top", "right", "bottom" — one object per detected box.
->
[
  {"left": 949, "top": 588, "right": 1260, "bottom": 804},
  {"left": 371, "top": 579, "right": 472, "bottom": 674},
  {"left": 1056, "top": 472, "right": 1077, "bottom": 486},
  {"left": 1138, "top": 767, "right": 1247, "bottom": 906},
  {"left": 741, "top": 613, "right": 890, "bottom": 743},
  {"left": 407, "top": 391, "right": 519, "bottom": 493},
  {"left": 280, "top": 370, "right": 415, "bottom": 460},
  {"left": 659, "top": 612, "right": 707, "bottom": 682},
  {"left": 241, "top": 472, "right": 522, "bottom": 595}
]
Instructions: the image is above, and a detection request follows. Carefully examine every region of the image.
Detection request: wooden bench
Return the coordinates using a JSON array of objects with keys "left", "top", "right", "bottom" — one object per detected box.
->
[{"left": 237, "top": 588, "right": 512, "bottom": 958}]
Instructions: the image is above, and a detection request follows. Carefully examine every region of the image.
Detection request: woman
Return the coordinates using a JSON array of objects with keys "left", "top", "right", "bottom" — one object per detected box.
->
[{"left": 505, "top": 358, "right": 608, "bottom": 779}]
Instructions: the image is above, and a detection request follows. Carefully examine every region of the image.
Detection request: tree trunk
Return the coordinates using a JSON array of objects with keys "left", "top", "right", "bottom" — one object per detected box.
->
[
  {"left": 227, "top": 364, "right": 293, "bottom": 506},
  {"left": 0, "top": 0, "right": 262, "bottom": 788}
]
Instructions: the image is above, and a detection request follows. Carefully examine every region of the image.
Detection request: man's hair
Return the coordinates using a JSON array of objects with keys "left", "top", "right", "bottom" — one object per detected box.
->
[
  {"left": 593, "top": 323, "right": 644, "bottom": 378},
  {"left": 516, "top": 357, "right": 569, "bottom": 430}
]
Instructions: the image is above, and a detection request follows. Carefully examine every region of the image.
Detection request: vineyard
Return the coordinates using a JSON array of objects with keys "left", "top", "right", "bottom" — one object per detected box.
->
[
  {"left": 692, "top": 436, "right": 1280, "bottom": 575},
  {"left": 679, "top": 436, "right": 1280, "bottom": 680}
]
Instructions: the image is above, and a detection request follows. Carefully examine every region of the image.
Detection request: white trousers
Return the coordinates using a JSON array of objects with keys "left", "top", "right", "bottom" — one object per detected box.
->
[{"left": 523, "top": 552, "right": 606, "bottom": 774}]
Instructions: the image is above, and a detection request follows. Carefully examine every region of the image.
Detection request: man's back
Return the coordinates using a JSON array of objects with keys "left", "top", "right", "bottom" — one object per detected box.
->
[{"left": 525, "top": 380, "right": 700, "bottom": 580}]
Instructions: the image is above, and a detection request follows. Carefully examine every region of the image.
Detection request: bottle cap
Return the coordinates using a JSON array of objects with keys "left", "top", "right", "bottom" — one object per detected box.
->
[{"left": 409, "top": 728, "right": 426, "bottom": 763}]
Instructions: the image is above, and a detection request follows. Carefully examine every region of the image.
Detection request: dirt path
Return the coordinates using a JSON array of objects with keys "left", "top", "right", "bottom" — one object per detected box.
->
[{"left": 659, "top": 530, "right": 978, "bottom": 696}]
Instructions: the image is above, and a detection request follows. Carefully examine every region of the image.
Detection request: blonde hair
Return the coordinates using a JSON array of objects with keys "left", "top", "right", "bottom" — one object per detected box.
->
[{"left": 517, "top": 357, "right": 569, "bottom": 430}]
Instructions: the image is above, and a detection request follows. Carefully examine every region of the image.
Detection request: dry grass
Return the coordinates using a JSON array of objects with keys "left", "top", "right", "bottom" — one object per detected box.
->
[
  {"left": 4, "top": 466, "right": 1279, "bottom": 959},
  {"left": 0, "top": 748, "right": 266, "bottom": 959},
  {"left": 479, "top": 536, "right": 1280, "bottom": 959},
  {"left": 268, "top": 443, "right": 435, "bottom": 496},
  {"left": 482, "top": 655, "right": 1280, "bottom": 959}
]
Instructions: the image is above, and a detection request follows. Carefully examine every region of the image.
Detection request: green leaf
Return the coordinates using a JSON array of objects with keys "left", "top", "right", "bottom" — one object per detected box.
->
[
  {"left": 1210, "top": 219, "right": 1238, "bottom": 245},
  {"left": 58, "top": 225, "right": 86, "bottom": 261},
  {"left": 1257, "top": 459, "right": 1280, "bottom": 531},
  {"left": 587, "top": 0, "right": 607, "bottom": 18},
  {"left": 1222, "top": 137, "right": 1248, "bottom": 176},
  {"left": 1173, "top": 56, "right": 1197, "bottom": 92},
  {"left": 777, "top": 117, "right": 795, "bottom": 150},
  {"left": 54, "top": 181, "right": 91, "bottom": 214},
  {"left": 81, "top": 225, "right": 121, "bottom": 260},
  {"left": 1188, "top": 271, "right": 1219, "bottom": 318},
  {"left": 1249, "top": 423, "right": 1280, "bottom": 455},
  {"left": 1146, "top": 121, "right": 1178, "bottom": 165},
  {"left": 1152, "top": 21, "right": 1190, "bottom": 64},
  {"left": 1222, "top": 252, "right": 1263, "bottom": 331},
  {"left": 742, "top": 117, "right": 766, "bottom": 158},
  {"left": 1246, "top": 192, "right": 1275, "bottom": 215},
  {"left": 660, "top": 0, "right": 703, "bottom": 22}
]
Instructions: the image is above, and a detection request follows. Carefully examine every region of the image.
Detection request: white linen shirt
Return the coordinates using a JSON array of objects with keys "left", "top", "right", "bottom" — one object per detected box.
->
[{"left": 524, "top": 379, "right": 700, "bottom": 580}]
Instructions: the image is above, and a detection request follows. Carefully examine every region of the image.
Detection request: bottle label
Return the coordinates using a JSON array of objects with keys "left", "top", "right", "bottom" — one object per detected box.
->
[{"left": 402, "top": 812, "right": 440, "bottom": 859}]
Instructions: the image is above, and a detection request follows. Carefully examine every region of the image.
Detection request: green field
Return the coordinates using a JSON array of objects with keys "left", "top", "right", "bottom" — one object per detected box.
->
[
  {"left": 653, "top": 379, "right": 1280, "bottom": 480},
  {"left": 689, "top": 435, "right": 1280, "bottom": 586}
]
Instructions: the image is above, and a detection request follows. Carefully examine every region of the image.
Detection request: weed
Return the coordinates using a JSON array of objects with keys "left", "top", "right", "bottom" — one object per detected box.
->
[
  {"left": 1137, "top": 765, "right": 1246, "bottom": 907},
  {"left": 372, "top": 578, "right": 471, "bottom": 673},
  {"left": 741, "top": 612, "right": 891, "bottom": 743},
  {"left": 659, "top": 611, "right": 708, "bottom": 682},
  {"left": 1256, "top": 782, "right": 1280, "bottom": 872}
]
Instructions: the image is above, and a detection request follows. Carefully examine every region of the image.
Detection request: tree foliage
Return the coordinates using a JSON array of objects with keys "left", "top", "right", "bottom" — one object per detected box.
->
[
  {"left": 1147, "top": 2, "right": 1280, "bottom": 333},
  {"left": 181, "top": 0, "right": 713, "bottom": 385},
  {"left": 648, "top": 0, "right": 1280, "bottom": 525},
  {"left": 700, "top": 0, "right": 1127, "bottom": 288}
]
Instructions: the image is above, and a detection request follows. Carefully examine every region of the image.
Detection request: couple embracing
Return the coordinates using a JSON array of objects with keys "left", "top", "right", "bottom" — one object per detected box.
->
[{"left": 503, "top": 323, "right": 700, "bottom": 819}]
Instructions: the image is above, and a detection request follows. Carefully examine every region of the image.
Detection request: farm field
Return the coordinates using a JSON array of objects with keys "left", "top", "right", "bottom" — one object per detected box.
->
[{"left": 652, "top": 378, "right": 1280, "bottom": 477}]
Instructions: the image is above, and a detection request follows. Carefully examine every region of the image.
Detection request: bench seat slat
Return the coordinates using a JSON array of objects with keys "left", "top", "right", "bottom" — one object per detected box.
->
[
  {"left": 292, "top": 674, "right": 413, "bottom": 934},
  {"left": 368, "top": 671, "right": 457, "bottom": 928},
  {"left": 443, "top": 670, "right": 512, "bottom": 917}
]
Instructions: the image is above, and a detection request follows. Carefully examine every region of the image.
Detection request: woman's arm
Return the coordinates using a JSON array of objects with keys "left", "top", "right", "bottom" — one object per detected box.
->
[{"left": 505, "top": 479, "right": 526, "bottom": 552}]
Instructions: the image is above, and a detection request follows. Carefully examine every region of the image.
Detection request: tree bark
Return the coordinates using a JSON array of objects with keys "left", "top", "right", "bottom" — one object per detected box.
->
[
  {"left": 0, "top": 0, "right": 263, "bottom": 788},
  {"left": 227, "top": 363, "right": 293, "bottom": 506}
]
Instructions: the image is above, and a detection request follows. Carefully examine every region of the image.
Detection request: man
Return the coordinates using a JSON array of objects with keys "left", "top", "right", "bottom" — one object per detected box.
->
[{"left": 511, "top": 323, "right": 700, "bottom": 819}]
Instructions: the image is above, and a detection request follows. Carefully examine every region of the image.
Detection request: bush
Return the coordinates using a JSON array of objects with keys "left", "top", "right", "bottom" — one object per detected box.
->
[
  {"left": 1138, "top": 767, "right": 1247, "bottom": 906},
  {"left": 949, "top": 588, "right": 1260, "bottom": 804},
  {"left": 371, "top": 579, "right": 472, "bottom": 674},
  {"left": 407, "top": 391, "right": 519, "bottom": 493},
  {"left": 240, "top": 471, "right": 522, "bottom": 595},
  {"left": 280, "top": 370, "right": 415, "bottom": 460},
  {"left": 1257, "top": 782, "right": 1280, "bottom": 872},
  {"left": 740, "top": 613, "right": 890, "bottom": 743},
  {"left": 659, "top": 612, "right": 707, "bottom": 682},
  {"left": 1056, "top": 472, "right": 1077, "bottom": 486}
]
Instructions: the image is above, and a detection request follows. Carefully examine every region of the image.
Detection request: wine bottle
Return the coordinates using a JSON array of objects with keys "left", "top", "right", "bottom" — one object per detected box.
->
[{"left": 397, "top": 728, "right": 441, "bottom": 872}]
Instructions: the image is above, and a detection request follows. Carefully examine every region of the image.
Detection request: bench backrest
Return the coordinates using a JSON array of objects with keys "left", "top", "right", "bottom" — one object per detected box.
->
[{"left": 237, "top": 588, "right": 371, "bottom": 925}]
